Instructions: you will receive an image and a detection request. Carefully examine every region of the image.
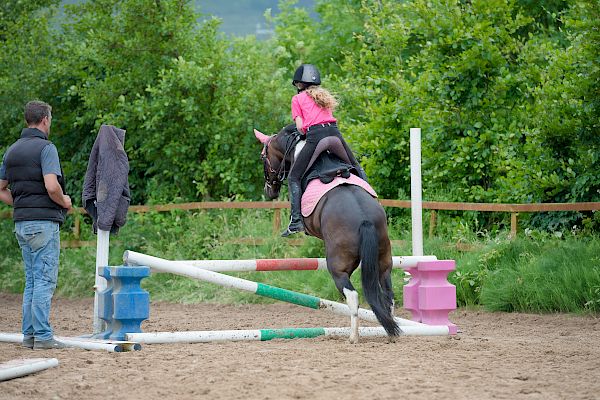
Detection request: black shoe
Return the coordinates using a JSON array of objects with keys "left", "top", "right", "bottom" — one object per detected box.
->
[
  {"left": 281, "top": 222, "right": 305, "bottom": 237},
  {"left": 22, "top": 337, "right": 34, "bottom": 349},
  {"left": 34, "top": 338, "right": 68, "bottom": 350}
]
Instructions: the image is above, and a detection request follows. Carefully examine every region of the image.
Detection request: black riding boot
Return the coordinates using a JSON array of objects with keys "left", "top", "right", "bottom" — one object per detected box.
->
[{"left": 281, "top": 182, "right": 305, "bottom": 237}]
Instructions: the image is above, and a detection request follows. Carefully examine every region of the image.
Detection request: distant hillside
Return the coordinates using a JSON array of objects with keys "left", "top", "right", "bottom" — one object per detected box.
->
[
  {"left": 59, "top": 0, "right": 315, "bottom": 37},
  {"left": 195, "top": 0, "right": 314, "bottom": 37}
]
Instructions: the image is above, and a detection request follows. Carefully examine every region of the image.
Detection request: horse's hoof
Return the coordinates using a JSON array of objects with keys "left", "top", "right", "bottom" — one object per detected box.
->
[{"left": 349, "top": 337, "right": 358, "bottom": 344}]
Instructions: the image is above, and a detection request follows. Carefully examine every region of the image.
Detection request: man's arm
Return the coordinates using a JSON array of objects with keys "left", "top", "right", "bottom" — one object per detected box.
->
[
  {"left": 43, "top": 174, "right": 72, "bottom": 210},
  {"left": 0, "top": 179, "right": 12, "bottom": 206}
]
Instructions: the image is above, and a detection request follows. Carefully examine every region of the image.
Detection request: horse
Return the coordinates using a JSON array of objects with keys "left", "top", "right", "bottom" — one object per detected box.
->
[{"left": 254, "top": 124, "right": 400, "bottom": 343}]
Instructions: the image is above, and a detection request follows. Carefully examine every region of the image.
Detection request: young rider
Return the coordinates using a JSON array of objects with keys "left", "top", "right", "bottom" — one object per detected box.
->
[{"left": 282, "top": 64, "right": 367, "bottom": 237}]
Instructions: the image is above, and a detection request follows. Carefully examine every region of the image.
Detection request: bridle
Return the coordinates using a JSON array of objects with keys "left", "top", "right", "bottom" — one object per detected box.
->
[{"left": 260, "top": 132, "right": 301, "bottom": 190}]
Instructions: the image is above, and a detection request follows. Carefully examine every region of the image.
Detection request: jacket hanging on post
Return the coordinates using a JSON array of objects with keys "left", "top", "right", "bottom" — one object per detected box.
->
[{"left": 82, "top": 124, "right": 130, "bottom": 234}]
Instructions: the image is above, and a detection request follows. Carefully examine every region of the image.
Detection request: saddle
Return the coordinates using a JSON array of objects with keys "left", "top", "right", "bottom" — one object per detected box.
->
[{"left": 301, "top": 152, "right": 356, "bottom": 192}]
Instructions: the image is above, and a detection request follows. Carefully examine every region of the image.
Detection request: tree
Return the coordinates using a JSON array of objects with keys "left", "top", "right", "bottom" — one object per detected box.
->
[{"left": 0, "top": 1, "right": 60, "bottom": 150}]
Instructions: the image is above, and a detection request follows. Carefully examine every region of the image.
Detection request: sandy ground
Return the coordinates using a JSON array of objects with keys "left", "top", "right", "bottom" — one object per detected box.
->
[{"left": 0, "top": 292, "right": 599, "bottom": 400}]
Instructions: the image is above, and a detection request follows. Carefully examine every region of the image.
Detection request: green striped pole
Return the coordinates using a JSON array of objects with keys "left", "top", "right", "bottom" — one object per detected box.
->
[
  {"left": 126, "top": 327, "right": 395, "bottom": 344},
  {"left": 255, "top": 283, "right": 321, "bottom": 309}
]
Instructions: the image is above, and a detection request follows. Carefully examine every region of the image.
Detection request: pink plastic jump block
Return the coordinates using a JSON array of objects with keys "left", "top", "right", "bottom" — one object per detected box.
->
[
  {"left": 402, "top": 266, "right": 421, "bottom": 322},
  {"left": 403, "top": 260, "right": 458, "bottom": 334}
]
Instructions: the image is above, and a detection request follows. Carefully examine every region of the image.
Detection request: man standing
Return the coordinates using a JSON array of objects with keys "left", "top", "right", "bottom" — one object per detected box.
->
[{"left": 0, "top": 101, "right": 71, "bottom": 350}]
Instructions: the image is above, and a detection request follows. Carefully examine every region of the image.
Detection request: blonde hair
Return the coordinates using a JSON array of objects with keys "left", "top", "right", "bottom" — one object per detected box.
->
[{"left": 305, "top": 86, "right": 338, "bottom": 111}]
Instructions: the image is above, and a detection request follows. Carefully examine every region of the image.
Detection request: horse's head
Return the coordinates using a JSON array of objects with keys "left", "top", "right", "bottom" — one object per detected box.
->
[{"left": 254, "top": 124, "right": 296, "bottom": 199}]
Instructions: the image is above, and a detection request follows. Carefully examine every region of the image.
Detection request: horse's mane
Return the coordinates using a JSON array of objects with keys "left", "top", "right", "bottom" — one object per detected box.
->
[
  {"left": 272, "top": 123, "right": 299, "bottom": 156},
  {"left": 279, "top": 123, "right": 297, "bottom": 138}
]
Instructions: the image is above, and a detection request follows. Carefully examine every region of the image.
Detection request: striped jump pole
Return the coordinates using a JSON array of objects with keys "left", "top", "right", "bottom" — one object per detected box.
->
[
  {"left": 123, "top": 250, "right": 450, "bottom": 335},
  {"left": 127, "top": 327, "right": 388, "bottom": 344},
  {"left": 167, "top": 255, "right": 437, "bottom": 272},
  {"left": 125, "top": 325, "right": 445, "bottom": 344}
]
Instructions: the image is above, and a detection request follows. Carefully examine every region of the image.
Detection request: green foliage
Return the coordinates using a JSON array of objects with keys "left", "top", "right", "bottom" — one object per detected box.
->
[
  {"left": 0, "top": 1, "right": 60, "bottom": 146},
  {"left": 0, "top": 0, "right": 291, "bottom": 203},
  {"left": 269, "top": 0, "right": 364, "bottom": 74},
  {"left": 523, "top": 0, "right": 600, "bottom": 204},
  {"left": 480, "top": 237, "right": 600, "bottom": 312},
  {"left": 0, "top": 0, "right": 598, "bottom": 232},
  {"left": 53, "top": 0, "right": 225, "bottom": 202},
  {"left": 136, "top": 34, "right": 291, "bottom": 201},
  {"left": 331, "top": 1, "right": 542, "bottom": 201},
  {"left": 269, "top": 0, "right": 599, "bottom": 231}
]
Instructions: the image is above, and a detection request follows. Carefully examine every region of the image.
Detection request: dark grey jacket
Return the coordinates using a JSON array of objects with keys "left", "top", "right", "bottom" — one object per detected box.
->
[{"left": 82, "top": 125, "right": 130, "bottom": 234}]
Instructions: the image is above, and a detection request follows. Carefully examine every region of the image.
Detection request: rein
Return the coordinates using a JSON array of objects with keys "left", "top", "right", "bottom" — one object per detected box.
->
[{"left": 261, "top": 132, "right": 301, "bottom": 188}]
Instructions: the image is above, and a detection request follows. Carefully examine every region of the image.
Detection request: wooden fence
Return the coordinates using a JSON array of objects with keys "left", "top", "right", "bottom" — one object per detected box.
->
[{"left": 1, "top": 200, "right": 598, "bottom": 248}]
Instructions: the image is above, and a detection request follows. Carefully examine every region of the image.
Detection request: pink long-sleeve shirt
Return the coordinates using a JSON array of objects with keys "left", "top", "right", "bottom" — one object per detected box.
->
[{"left": 291, "top": 91, "right": 337, "bottom": 133}]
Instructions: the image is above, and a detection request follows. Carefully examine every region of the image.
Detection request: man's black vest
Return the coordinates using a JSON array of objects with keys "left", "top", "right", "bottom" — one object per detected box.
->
[{"left": 4, "top": 128, "right": 66, "bottom": 224}]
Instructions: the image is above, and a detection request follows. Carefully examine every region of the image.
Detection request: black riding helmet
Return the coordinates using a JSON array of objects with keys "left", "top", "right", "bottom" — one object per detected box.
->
[{"left": 292, "top": 64, "right": 321, "bottom": 87}]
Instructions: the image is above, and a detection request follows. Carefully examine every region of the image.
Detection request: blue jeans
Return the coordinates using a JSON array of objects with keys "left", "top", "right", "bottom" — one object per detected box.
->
[{"left": 15, "top": 220, "right": 60, "bottom": 341}]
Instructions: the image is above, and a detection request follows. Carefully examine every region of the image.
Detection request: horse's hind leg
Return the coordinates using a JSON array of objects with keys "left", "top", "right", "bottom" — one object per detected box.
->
[
  {"left": 329, "top": 269, "right": 360, "bottom": 344},
  {"left": 343, "top": 287, "right": 359, "bottom": 344}
]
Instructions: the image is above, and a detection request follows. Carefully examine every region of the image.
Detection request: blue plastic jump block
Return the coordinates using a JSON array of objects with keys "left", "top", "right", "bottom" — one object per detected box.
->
[
  {"left": 108, "top": 266, "right": 150, "bottom": 341},
  {"left": 94, "top": 266, "right": 114, "bottom": 339}
]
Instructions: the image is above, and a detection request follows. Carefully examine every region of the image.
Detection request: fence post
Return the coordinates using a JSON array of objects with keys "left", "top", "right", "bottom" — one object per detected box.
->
[
  {"left": 273, "top": 209, "right": 281, "bottom": 236},
  {"left": 74, "top": 213, "right": 81, "bottom": 240},
  {"left": 428, "top": 210, "right": 437, "bottom": 238},
  {"left": 510, "top": 213, "right": 518, "bottom": 239}
]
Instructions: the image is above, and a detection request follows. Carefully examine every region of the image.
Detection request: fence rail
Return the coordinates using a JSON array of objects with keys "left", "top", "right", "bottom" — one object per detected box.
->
[{"left": 1, "top": 200, "right": 598, "bottom": 247}]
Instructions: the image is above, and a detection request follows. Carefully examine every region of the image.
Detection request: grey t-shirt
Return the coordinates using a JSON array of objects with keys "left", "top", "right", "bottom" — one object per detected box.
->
[{"left": 0, "top": 143, "right": 62, "bottom": 180}]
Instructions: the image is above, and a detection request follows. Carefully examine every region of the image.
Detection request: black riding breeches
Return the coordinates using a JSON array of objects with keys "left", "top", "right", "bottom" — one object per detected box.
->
[{"left": 288, "top": 125, "right": 360, "bottom": 188}]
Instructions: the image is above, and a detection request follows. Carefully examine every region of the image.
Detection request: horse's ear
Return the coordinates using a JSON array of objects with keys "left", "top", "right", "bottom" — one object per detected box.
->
[{"left": 254, "top": 129, "right": 270, "bottom": 144}]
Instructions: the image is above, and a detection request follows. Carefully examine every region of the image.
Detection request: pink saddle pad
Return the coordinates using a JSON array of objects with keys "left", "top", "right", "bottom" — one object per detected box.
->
[{"left": 301, "top": 174, "right": 377, "bottom": 217}]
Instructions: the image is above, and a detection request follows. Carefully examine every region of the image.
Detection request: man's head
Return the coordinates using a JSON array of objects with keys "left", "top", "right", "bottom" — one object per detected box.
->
[{"left": 24, "top": 101, "right": 52, "bottom": 135}]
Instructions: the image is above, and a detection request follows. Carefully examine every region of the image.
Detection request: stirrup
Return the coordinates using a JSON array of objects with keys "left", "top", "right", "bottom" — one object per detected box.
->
[{"left": 281, "top": 222, "right": 304, "bottom": 237}]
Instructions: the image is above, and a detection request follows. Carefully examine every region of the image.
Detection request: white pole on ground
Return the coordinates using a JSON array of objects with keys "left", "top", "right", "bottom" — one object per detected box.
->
[
  {"left": 93, "top": 229, "right": 110, "bottom": 334},
  {"left": 125, "top": 325, "right": 448, "bottom": 345},
  {"left": 56, "top": 336, "right": 122, "bottom": 352},
  {"left": 0, "top": 358, "right": 59, "bottom": 382},
  {"left": 127, "top": 330, "right": 264, "bottom": 344},
  {"left": 410, "top": 128, "right": 423, "bottom": 257},
  {"left": 0, "top": 332, "right": 130, "bottom": 352}
]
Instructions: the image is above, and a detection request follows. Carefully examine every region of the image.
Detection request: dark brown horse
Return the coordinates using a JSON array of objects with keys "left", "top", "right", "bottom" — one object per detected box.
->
[{"left": 254, "top": 124, "right": 400, "bottom": 342}]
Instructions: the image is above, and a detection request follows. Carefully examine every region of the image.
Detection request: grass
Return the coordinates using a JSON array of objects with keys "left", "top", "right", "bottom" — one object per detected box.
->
[
  {"left": 479, "top": 238, "right": 600, "bottom": 313},
  {"left": 1, "top": 210, "right": 599, "bottom": 314}
]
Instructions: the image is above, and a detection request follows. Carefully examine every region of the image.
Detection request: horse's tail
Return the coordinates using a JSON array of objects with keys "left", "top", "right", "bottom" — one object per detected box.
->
[{"left": 359, "top": 221, "right": 400, "bottom": 336}]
